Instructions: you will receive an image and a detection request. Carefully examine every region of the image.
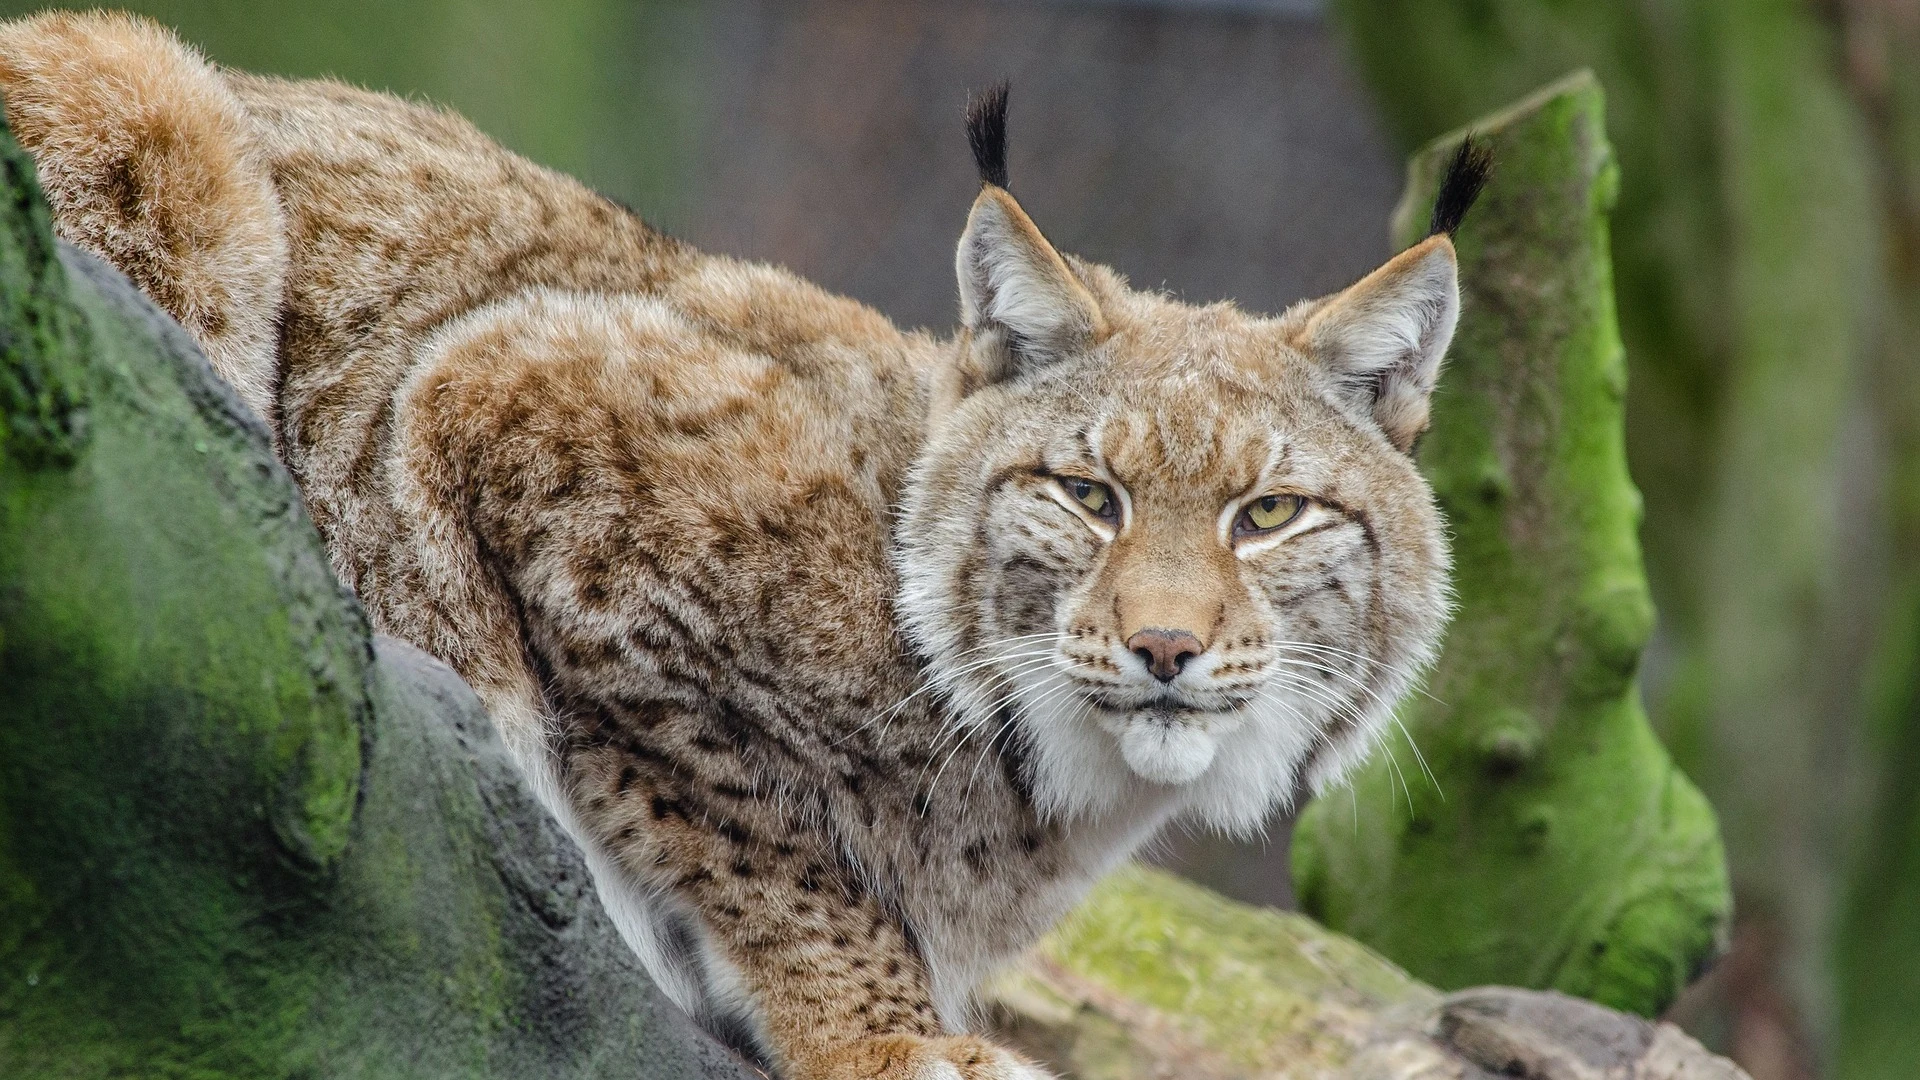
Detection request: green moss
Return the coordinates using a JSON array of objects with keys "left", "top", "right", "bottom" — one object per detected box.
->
[
  {"left": 1017, "top": 866, "right": 1431, "bottom": 1076},
  {"left": 0, "top": 123, "right": 85, "bottom": 471},
  {"left": 0, "top": 122, "right": 369, "bottom": 1074},
  {"left": 1292, "top": 74, "right": 1730, "bottom": 1017}
]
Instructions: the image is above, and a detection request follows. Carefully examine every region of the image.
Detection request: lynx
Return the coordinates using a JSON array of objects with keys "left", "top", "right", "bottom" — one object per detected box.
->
[{"left": 0, "top": 12, "right": 1485, "bottom": 1079}]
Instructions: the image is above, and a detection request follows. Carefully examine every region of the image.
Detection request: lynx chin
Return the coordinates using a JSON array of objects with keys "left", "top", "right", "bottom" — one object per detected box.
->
[{"left": 0, "top": 13, "right": 1487, "bottom": 1079}]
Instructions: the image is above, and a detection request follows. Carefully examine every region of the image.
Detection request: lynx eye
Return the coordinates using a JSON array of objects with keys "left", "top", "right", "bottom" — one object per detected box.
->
[
  {"left": 1058, "top": 477, "right": 1117, "bottom": 520},
  {"left": 1237, "top": 494, "right": 1304, "bottom": 536}
]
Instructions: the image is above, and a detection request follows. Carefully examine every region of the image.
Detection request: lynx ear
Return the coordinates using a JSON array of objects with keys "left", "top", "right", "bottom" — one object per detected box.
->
[
  {"left": 1303, "top": 135, "right": 1489, "bottom": 451},
  {"left": 956, "top": 186, "right": 1105, "bottom": 381},
  {"left": 951, "top": 81, "right": 1103, "bottom": 388},
  {"left": 1301, "top": 235, "right": 1460, "bottom": 452}
]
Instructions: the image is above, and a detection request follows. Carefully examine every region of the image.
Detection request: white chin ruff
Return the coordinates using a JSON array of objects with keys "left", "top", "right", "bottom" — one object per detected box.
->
[{"left": 1117, "top": 715, "right": 1216, "bottom": 786}]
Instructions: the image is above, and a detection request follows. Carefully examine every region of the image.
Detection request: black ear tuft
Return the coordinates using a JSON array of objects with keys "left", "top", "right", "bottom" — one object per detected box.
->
[
  {"left": 1428, "top": 135, "right": 1492, "bottom": 238},
  {"left": 966, "top": 81, "right": 1011, "bottom": 190}
]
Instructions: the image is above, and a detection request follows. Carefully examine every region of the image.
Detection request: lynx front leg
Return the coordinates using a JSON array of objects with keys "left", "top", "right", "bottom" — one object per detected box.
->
[
  {"left": 578, "top": 762, "right": 1048, "bottom": 1079},
  {"left": 691, "top": 851, "right": 1046, "bottom": 1080}
]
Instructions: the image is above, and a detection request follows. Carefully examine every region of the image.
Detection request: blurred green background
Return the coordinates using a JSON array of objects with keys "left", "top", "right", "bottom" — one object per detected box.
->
[{"left": 0, "top": 2, "right": 1912, "bottom": 1078}]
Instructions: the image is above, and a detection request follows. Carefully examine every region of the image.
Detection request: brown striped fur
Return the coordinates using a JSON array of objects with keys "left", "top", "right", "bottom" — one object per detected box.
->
[{"left": 0, "top": 13, "right": 1465, "bottom": 1079}]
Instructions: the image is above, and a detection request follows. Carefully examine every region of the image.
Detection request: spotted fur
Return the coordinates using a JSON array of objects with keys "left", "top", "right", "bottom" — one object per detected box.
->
[{"left": 0, "top": 13, "right": 1470, "bottom": 1080}]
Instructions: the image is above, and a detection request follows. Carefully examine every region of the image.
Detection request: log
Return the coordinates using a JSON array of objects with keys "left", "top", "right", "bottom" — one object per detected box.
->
[{"left": 988, "top": 867, "right": 1745, "bottom": 1080}]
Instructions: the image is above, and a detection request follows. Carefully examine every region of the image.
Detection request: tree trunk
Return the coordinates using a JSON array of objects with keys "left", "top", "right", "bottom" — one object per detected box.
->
[
  {"left": 1289, "top": 72, "right": 1731, "bottom": 1020},
  {"left": 1328, "top": 3, "right": 1887, "bottom": 1073}
]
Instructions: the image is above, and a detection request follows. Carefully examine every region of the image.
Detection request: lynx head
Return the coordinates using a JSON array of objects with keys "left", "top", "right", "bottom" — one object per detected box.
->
[{"left": 896, "top": 85, "right": 1487, "bottom": 833}]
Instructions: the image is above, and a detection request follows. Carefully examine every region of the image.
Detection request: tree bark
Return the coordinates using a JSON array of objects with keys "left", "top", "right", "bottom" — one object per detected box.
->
[{"left": 1289, "top": 73, "right": 1731, "bottom": 1020}]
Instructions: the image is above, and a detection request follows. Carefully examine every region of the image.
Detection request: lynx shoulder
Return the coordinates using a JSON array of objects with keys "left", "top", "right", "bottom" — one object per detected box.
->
[{"left": 0, "top": 14, "right": 1481, "bottom": 1079}]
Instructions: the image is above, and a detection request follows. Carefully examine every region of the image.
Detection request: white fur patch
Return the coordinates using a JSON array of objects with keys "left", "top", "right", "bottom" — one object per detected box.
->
[{"left": 1116, "top": 715, "right": 1217, "bottom": 785}]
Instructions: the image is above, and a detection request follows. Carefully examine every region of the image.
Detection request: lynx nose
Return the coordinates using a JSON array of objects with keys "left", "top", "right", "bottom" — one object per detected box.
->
[{"left": 1127, "top": 628, "right": 1205, "bottom": 683}]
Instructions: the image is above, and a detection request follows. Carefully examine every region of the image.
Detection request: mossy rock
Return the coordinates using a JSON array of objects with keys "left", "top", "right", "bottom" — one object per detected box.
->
[{"left": 0, "top": 113, "right": 751, "bottom": 1079}]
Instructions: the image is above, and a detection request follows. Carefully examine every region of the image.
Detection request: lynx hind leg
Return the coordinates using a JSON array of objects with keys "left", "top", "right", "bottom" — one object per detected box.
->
[{"left": 0, "top": 10, "right": 287, "bottom": 425}]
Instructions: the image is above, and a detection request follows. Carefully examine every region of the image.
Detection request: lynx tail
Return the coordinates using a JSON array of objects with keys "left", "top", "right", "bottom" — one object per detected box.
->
[{"left": 0, "top": 11, "right": 287, "bottom": 427}]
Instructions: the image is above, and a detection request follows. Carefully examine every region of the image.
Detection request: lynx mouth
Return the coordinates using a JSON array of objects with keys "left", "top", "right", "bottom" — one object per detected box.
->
[{"left": 1081, "top": 685, "right": 1257, "bottom": 716}]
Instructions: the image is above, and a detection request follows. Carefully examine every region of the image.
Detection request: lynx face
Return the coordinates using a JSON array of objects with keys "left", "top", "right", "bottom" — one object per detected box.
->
[{"left": 898, "top": 182, "right": 1459, "bottom": 833}]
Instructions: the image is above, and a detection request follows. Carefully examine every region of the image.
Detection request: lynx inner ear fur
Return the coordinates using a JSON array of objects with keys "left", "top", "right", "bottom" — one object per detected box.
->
[
  {"left": 955, "top": 187, "right": 1105, "bottom": 381},
  {"left": 1301, "top": 235, "right": 1460, "bottom": 452}
]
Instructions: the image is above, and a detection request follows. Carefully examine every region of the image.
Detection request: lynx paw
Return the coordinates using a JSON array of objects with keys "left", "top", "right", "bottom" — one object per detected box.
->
[{"left": 816, "top": 1034, "right": 1051, "bottom": 1080}]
